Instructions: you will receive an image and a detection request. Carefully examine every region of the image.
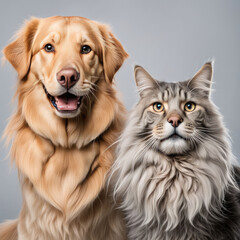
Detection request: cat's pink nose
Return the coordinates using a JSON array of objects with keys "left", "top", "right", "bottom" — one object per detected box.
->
[{"left": 168, "top": 114, "right": 183, "bottom": 127}]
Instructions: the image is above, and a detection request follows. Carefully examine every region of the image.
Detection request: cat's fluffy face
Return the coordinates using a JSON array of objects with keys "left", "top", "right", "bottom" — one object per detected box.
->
[
  {"left": 143, "top": 85, "right": 206, "bottom": 154},
  {"left": 134, "top": 63, "right": 215, "bottom": 155}
]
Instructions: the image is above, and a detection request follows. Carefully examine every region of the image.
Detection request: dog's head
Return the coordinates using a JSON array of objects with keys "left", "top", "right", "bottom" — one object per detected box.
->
[{"left": 4, "top": 16, "right": 128, "bottom": 118}]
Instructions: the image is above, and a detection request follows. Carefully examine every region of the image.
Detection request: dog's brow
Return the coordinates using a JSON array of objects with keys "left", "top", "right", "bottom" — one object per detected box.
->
[
  {"left": 41, "top": 32, "right": 61, "bottom": 46},
  {"left": 75, "top": 32, "right": 90, "bottom": 45}
]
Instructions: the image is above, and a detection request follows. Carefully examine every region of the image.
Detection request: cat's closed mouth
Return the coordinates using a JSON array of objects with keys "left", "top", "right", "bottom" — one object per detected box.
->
[{"left": 161, "top": 133, "right": 186, "bottom": 142}]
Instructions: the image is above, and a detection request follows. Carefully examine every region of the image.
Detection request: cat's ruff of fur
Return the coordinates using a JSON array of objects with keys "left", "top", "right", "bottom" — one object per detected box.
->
[{"left": 110, "top": 62, "right": 240, "bottom": 240}]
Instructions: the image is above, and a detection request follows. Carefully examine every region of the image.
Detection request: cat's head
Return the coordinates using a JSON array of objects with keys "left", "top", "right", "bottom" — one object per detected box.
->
[{"left": 133, "top": 62, "right": 223, "bottom": 155}]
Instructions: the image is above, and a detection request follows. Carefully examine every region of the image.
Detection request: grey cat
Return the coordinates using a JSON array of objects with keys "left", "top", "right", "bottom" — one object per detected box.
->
[{"left": 110, "top": 62, "right": 240, "bottom": 240}]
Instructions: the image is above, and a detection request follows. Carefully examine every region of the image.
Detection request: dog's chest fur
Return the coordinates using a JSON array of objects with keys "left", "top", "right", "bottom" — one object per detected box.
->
[
  {"left": 18, "top": 179, "right": 124, "bottom": 240},
  {"left": 9, "top": 80, "right": 127, "bottom": 239}
]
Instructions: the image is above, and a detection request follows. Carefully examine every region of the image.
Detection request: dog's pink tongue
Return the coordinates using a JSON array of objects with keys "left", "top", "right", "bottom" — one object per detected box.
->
[{"left": 55, "top": 94, "right": 79, "bottom": 111}]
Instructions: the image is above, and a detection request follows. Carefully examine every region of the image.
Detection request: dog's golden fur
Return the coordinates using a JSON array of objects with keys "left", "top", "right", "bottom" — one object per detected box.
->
[{"left": 0, "top": 16, "right": 128, "bottom": 239}]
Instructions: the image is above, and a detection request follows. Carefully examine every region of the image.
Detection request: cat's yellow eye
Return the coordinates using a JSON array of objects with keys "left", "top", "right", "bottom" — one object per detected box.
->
[
  {"left": 152, "top": 102, "right": 164, "bottom": 112},
  {"left": 184, "top": 102, "right": 196, "bottom": 112}
]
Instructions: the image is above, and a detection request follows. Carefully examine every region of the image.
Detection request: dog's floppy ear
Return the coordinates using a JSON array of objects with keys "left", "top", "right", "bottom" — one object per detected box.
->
[
  {"left": 3, "top": 18, "right": 39, "bottom": 80},
  {"left": 98, "top": 24, "right": 128, "bottom": 83}
]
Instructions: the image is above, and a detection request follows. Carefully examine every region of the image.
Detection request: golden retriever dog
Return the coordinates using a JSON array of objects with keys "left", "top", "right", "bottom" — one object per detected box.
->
[{"left": 0, "top": 16, "right": 128, "bottom": 240}]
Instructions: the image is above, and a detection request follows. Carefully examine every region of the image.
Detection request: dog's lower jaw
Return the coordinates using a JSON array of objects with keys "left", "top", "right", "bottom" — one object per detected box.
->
[
  {"left": 43, "top": 84, "right": 84, "bottom": 119},
  {"left": 55, "top": 107, "right": 82, "bottom": 118}
]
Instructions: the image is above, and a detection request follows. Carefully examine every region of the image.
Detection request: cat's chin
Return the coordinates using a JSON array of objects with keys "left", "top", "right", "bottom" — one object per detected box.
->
[{"left": 159, "top": 137, "right": 190, "bottom": 155}]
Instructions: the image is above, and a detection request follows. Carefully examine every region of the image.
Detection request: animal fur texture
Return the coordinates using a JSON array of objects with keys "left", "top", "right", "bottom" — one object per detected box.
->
[
  {"left": 110, "top": 63, "right": 240, "bottom": 240},
  {"left": 0, "top": 16, "right": 128, "bottom": 240}
]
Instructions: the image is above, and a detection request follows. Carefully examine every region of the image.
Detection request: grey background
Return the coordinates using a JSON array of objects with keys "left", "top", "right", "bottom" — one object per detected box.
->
[{"left": 0, "top": 0, "right": 239, "bottom": 221}]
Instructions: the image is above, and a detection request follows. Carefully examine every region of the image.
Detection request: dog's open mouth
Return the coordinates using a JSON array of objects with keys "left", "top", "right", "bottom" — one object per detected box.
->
[{"left": 43, "top": 85, "right": 82, "bottom": 112}]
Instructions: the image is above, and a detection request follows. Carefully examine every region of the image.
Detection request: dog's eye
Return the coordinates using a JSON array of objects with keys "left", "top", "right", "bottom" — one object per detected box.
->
[
  {"left": 44, "top": 44, "right": 55, "bottom": 52},
  {"left": 81, "top": 45, "right": 92, "bottom": 54}
]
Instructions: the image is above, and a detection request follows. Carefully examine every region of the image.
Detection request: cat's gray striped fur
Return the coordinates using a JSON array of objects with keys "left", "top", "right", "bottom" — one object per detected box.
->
[{"left": 110, "top": 62, "right": 240, "bottom": 240}]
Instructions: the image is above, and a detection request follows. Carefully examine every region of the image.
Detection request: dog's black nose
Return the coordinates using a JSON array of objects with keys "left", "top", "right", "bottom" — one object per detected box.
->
[{"left": 57, "top": 68, "right": 80, "bottom": 89}]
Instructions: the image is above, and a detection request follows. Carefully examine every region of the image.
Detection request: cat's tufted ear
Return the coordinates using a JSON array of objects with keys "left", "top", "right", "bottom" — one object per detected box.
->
[
  {"left": 188, "top": 61, "right": 213, "bottom": 98},
  {"left": 98, "top": 24, "right": 128, "bottom": 83},
  {"left": 3, "top": 18, "right": 39, "bottom": 80},
  {"left": 134, "top": 65, "right": 157, "bottom": 97}
]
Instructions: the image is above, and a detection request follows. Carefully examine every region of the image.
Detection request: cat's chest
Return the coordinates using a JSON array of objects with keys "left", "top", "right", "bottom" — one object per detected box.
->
[
  {"left": 129, "top": 153, "right": 200, "bottom": 209},
  {"left": 124, "top": 153, "right": 205, "bottom": 233}
]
